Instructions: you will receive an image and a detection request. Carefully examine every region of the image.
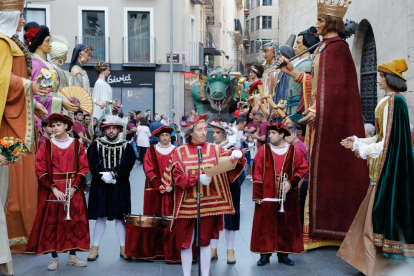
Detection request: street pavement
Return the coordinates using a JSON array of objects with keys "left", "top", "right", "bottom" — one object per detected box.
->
[{"left": 10, "top": 160, "right": 365, "bottom": 276}]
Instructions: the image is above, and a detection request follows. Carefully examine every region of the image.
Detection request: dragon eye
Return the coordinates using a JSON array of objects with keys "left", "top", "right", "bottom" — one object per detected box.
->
[
  {"left": 222, "top": 75, "right": 227, "bottom": 79},
  {"left": 212, "top": 75, "right": 216, "bottom": 78}
]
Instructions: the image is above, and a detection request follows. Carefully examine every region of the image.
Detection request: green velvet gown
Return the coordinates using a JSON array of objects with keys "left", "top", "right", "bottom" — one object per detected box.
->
[{"left": 372, "top": 95, "right": 414, "bottom": 258}]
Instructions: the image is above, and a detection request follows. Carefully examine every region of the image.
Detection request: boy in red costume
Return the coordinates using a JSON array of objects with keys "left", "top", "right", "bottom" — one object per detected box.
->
[{"left": 26, "top": 114, "right": 90, "bottom": 271}]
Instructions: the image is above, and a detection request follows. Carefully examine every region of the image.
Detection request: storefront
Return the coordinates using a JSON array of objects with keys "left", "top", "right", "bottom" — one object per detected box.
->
[{"left": 86, "top": 67, "right": 155, "bottom": 115}]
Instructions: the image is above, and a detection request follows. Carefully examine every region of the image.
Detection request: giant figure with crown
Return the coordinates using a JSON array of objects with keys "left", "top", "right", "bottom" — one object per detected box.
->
[{"left": 278, "top": 0, "right": 369, "bottom": 251}]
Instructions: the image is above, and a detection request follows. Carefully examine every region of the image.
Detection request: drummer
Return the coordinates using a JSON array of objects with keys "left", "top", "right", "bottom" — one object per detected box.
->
[{"left": 143, "top": 125, "right": 176, "bottom": 217}]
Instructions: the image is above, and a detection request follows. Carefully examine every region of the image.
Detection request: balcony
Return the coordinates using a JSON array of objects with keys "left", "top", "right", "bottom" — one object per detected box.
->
[
  {"left": 191, "top": 0, "right": 212, "bottom": 4},
  {"left": 243, "top": 30, "right": 250, "bottom": 48},
  {"left": 227, "top": 59, "right": 245, "bottom": 75},
  {"left": 189, "top": 42, "right": 204, "bottom": 67},
  {"left": 244, "top": 6, "right": 250, "bottom": 18},
  {"left": 122, "top": 37, "right": 155, "bottom": 65},
  {"left": 234, "top": 19, "right": 243, "bottom": 44},
  {"left": 75, "top": 36, "right": 109, "bottom": 63},
  {"left": 206, "top": 12, "right": 215, "bottom": 26}
]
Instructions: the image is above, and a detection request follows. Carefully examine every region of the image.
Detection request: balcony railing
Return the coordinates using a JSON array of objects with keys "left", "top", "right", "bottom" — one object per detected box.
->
[
  {"left": 234, "top": 19, "right": 243, "bottom": 44},
  {"left": 123, "top": 37, "right": 155, "bottom": 63},
  {"left": 75, "top": 36, "right": 109, "bottom": 62},
  {"left": 189, "top": 42, "right": 204, "bottom": 66}
]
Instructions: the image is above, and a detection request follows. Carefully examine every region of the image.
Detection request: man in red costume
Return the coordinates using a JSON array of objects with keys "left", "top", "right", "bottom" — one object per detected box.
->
[
  {"left": 125, "top": 125, "right": 180, "bottom": 262},
  {"left": 143, "top": 125, "right": 175, "bottom": 217},
  {"left": 26, "top": 114, "right": 89, "bottom": 271},
  {"left": 277, "top": 0, "right": 369, "bottom": 250},
  {"left": 169, "top": 114, "right": 245, "bottom": 276},
  {"left": 251, "top": 123, "right": 308, "bottom": 266}
]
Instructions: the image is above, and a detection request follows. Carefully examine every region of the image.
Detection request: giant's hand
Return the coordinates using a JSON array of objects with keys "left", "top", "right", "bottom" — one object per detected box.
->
[
  {"left": 0, "top": 155, "right": 9, "bottom": 166},
  {"left": 276, "top": 55, "right": 295, "bottom": 74},
  {"left": 31, "top": 81, "right": 50, "bottom": 97},
  {"left": 34, "top": 102, "right": 48, "bottom": 120},
  {"left": 96, "top": 101, "right": 106, "bottom": 109},
  {"left": 298, "top": 110, "right": 315, "bottom": 126},
  {"left": 340, "top": 136, "right": 355, "bottom": 149},
  {"left": 283, "top": 117, "right": 294, "bottom": 126},
  {"left": 62, "top": 98, "right": 79, "bottom": 113}
]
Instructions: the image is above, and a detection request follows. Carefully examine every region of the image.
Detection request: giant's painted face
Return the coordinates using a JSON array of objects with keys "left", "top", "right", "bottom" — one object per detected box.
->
[{"left": 206, "top": 69, "right": 232, "bottom": 111}]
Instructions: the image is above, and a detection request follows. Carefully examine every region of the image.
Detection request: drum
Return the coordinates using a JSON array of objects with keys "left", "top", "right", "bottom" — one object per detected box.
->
[{"left": 124, "top": 214, "right": 170, "bottom": 228}]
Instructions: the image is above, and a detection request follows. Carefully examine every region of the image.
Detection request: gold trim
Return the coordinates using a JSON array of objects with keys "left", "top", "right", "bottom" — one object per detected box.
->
[
  {"left": 0, "top": 0, "right": 24, "bottom": 12},
  {"left": 9, "top": 236, "right": 28, "bottom": 246}
]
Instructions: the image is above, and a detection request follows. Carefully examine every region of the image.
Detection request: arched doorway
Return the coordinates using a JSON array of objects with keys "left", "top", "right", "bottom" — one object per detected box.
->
[{"left": 360, "top": 25, "right": 377, "bottom": 125}]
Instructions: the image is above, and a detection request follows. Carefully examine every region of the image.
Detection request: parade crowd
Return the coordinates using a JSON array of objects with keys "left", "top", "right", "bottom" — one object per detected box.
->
[{"left": 2, "top": 1, "right": 414, "bottom": 276}]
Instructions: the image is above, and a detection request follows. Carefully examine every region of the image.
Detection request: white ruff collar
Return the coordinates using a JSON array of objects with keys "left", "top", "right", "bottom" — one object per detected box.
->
[{"left": 270, "top": 143, "right": 289, "bottom": 155}]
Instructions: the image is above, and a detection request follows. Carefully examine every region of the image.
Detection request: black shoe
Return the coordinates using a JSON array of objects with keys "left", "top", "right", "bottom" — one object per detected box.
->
[
  {"left": 277, "top": 254, "right": 294, "bottom": 266},
  {"left": 257, "top": 254, "right": 271, "bottom": 266}
]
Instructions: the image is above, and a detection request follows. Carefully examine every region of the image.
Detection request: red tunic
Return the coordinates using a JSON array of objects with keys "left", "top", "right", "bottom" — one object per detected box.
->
[
  {"left": 170, "top": 142, "right": 245, "bottom": 249},
  {"left": 251, "top": 144, "right": 308, "bottom": 254},
  {"left": 143, "top": 145, "right": 176, "bottom": 217},
  {"left": 26, "top": 139, "right": 90, "bottom": 255}
]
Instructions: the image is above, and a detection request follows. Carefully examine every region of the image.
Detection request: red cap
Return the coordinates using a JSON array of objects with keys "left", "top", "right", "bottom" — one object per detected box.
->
[
  {"left": 181, "top": 113, "right": 208, "bottom": 128},
  {"left": 234, "top": 110, "right": 240, "bottom": 118},
  {"left": 266, "top": 123, "right": 291, "bottom": 137},
  {"left": 151, "top": 125, "right": 174, "bottom": 137},
  {"left": 47, "top": 113, "right": 74, "bottom": 131}
]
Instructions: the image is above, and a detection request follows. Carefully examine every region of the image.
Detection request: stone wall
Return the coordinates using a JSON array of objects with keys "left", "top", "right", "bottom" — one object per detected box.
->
[{"left": 279, "top": 0, "right": 414, "bottom": 124}]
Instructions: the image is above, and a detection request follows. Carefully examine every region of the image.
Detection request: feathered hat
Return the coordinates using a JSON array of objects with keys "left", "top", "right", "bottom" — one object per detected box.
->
[
  {"left": 208, "top": 120, "right": 235, "bottom": 136},
  {"left": 100, "top": 115, "right": 128, "bottom": 131}
]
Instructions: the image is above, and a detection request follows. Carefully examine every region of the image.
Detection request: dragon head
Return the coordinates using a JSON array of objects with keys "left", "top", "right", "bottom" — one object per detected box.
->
[{"left": 204, "top": 66, "right": 234, "bottom": 111}]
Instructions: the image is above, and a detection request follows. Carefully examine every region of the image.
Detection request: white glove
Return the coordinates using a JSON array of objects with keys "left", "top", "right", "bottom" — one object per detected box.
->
[
  {"left": 109, "top": 178, "right": 117, "bottom": 185},
  {"left": 100, "top": 172, "right": 113, "bottom": 184},
  {"left": 199, "top": 174, "right": 212, "bottom": 185},
  {"left": 231, "top": 150, "right": 243, "bottom": 160}
]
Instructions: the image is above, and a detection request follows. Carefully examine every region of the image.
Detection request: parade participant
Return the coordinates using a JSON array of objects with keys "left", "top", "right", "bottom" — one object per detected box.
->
[
  {"left": 26, "top": 114, "right": 89, "bottom": 270},
  {"left": 39, "top": 118, "right": 53, "bottom": 145},
  {"left": 283, "top": 27, "right": 320, "bottom": 124},
  {"left": 251, "top": 123, "right": 308, "bottom": 266},
  {"left": 69, "top": 43, "right": 105, "bottom": 111},
  {"left": 87, "top": 115, "right": 135, "bottom": 261},
  {"left": 92, "top": 62, "right": 119, "bottom": 122},
  {"left": 338, "top": 59, "right": 414, "bottom": 276},
  {"left": 285, "top": 126, "right": 309, "bottom": 227},
  {"left": 169, "top": 114, "right": 245, "bottom": 276},
  {"left": 143, "top": 125, "right": 176, "bottom": 217},
  {"left": 25, "top": 22, "right": 78, "bottom": 132},
  {"left": 277, "top": 0, "right": 369, "bottom": 250},
  {"left": 251, "top": 112, "right": 268, "bottom": 149},
  {"left": 0, "top": 2, "right": 49, "bottom": 260},
  {"left": 208, "top": 120, "right": 244, "bottom": 264},
  {"left": 50, "top": 35, "right": 70, "bottom": 100}
]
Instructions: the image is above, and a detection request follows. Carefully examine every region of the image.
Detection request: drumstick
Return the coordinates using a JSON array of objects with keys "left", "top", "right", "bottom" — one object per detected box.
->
[{"left": 145, "top": 188, "right": 166, "bottom": 191}]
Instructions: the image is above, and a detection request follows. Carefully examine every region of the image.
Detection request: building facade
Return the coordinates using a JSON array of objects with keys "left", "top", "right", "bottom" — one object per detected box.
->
[
  {"left": 23, "top": 0, "right": 218, "bottom": 123},
  {"left": 244, "top": 0, "right": 279, "bottom": 72},
  {"left": 278, "top": 0, "right": 414, "bottom": 124}
]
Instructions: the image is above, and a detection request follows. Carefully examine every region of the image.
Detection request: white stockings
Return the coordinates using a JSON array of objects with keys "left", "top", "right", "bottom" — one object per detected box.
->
[
  {"left": 92, "top": 217, "right": 126, "bottom": 247},
  {"left": 210, "top": 229, "right": 235, "bottom": 250},
  {"left": 181, "top": 230, "right": 212, "bottom": 276}
]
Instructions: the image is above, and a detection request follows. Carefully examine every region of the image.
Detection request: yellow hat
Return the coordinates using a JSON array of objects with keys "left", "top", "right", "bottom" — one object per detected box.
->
[{"left": 378, "top": 59, "right": 408, "bottom": 81}]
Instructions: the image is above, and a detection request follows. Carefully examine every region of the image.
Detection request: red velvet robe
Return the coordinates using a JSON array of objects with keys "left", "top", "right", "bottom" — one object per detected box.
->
[
  {"left": 170, "top": 142, "right": 245, "bottom": 249},
  {"left": 143, "top": 145, "right": 175, "bottom": 217},
  {"left": 26, "top": 139, "right": 90, "bottom": 255},
  {"left": 295, "top": 37, "right": 369, "bottom": 241},
  {"left": 251, "top": 144, "right": 308, "bottom": 254}
]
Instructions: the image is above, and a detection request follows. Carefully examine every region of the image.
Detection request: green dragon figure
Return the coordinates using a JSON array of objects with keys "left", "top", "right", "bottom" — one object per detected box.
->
[{"left": 191, "top": 67, "right": 249, "bottom": 121}]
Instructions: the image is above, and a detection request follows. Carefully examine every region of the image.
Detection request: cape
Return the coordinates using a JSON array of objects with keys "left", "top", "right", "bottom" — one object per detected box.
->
[{"left": 309, "top": 37, "right": 369, "bottom": 240}]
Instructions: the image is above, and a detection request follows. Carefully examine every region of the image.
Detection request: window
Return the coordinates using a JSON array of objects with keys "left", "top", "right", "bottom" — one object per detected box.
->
[
  {"left": 26, "top": 8, "right": 46, "bottom": 25},
  {"left": 257, "top": 0, "right": 261, "bottom": 7},
  {"left": 246, "top": 20, "right": 249, "bottom": 34},
  {"left": 81, "top": 9, "right": 107, "bottom": 62},
  {"left": 251, "top": 18, "right": 254, "bottom": 32},
  {"left": 263, "top": 0, "right": 272, "bottom": 5},
  {"left": 250, "top": 40, "right": 254, "bottom": 54},
  {"left": 251, "top": 0, "right": 255, "bottom": 9},
  {"left": 262, "top": 16, "right": 272, "bottom": 29},
  {"left": 256, "top": 40, "right": 261, "bottom": 53},
  {"left": 128, "top": 12, "right": 150, "bottom": 62},
  {"left": 256, "top": 16, "right": 260, "bottom": 30}
]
